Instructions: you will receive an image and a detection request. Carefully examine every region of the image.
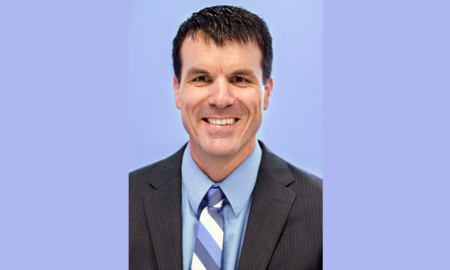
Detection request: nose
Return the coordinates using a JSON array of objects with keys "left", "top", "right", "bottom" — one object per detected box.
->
[{"left": 208, "top": 78, "right": 234, "bottom": 108}]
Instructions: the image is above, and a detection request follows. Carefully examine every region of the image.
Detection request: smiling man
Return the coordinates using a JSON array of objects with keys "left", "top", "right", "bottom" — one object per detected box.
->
[{"left": 130, "top": 6, "right": 322, "bottom": 270}]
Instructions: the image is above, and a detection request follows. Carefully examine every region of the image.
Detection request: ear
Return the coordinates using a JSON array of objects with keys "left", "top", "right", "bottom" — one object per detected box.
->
[
  {"left": 173, "top": 75, "right": 181, "bottom": 110},
  {"left": 263, "top": 77, "right": 273, "bottom": 110}
]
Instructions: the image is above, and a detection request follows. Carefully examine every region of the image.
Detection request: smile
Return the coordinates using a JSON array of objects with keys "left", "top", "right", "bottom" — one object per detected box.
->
[{"left": 204, "top": 118, "right": 238, "bottom": 126}]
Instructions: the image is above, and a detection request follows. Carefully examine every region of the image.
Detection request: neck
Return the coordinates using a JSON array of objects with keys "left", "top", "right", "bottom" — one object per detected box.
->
[{"left": 190, "top": 138, "right": 256, "bottom": 183}]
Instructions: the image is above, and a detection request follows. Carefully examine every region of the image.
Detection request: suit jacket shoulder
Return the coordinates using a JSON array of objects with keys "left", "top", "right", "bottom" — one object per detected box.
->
[
  {"left": 129, "top": 144, "right": 186, "bottom": 270},
  {"left": 260, "top": 142, "right": 322, "bottom": 191},
  {"left": 237, "top": 141, "right": 322, "bottom": 270},
  {"left": 129, "top": 144, "right": 186, "bottom": 191}
]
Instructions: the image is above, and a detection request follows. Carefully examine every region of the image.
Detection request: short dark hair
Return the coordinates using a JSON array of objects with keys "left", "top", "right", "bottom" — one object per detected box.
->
[{"left": 172, "top": 5, "right": 273, "bottom": 85}]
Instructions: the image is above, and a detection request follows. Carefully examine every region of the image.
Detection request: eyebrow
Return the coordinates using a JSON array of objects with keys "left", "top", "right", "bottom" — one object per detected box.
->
[
  {"left": 230, "top": 69, "right": 258, "bottom": 79},
  {"left": 185, "top": 68, "right": 210, "bottom": 79}
]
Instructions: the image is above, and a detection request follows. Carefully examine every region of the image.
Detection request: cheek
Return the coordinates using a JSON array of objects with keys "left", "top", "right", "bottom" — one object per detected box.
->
[
  {"left": 180, "top": 90, "right": 197, "bottom": 108},
  {"left": 246, "top": 91, "right": 263, "bottom": 111},
  {"left": 237, "top": 94, "right": 263, "bottom": 121},
  {"left": 180, "top": 90, "right": 207, "bottom": 116}
]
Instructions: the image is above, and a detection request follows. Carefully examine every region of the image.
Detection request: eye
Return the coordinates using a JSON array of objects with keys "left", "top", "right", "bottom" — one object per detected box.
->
[
  {"left": 194, "top": 76, "right": 209, "bottom": 82},
  {"left": 233, "top": 77, "right": 247, "bottom": 83}
]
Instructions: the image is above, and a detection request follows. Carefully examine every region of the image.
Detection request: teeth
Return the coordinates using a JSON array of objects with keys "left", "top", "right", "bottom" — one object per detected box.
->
[{"left": 207, "top": 118, "right": 236, "bottom": 126}]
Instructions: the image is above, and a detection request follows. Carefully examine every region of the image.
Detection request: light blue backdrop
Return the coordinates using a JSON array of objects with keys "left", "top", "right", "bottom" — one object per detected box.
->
[{"left": 129, "top": 0, "right": 323, "bottom": 177}]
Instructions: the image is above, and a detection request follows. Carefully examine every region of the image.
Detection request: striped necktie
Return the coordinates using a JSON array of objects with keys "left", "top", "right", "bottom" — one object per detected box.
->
[{"left": 191, "top": 187, "right": 226, "bottom": 270}]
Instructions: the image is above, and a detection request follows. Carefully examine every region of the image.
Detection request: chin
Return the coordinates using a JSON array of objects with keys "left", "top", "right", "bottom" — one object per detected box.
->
[{"left": 201, "top": 139, "right": 241, "bottom": 158}]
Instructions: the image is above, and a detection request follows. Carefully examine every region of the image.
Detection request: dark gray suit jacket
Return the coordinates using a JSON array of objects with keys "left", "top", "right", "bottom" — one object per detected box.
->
[{"left": 129, "top": 141, "right": 322, "bottom": 270}]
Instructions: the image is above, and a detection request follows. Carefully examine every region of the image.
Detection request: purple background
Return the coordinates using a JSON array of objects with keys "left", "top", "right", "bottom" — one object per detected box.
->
[
  {"left": 1, "top": 0, "right": 449, "bottom": 269},
  {"left": 325, "top": 0, "right": 450, "bottom": 268},
  {"left": 129, "top": 0, "right": 323, "bottom": 177}
]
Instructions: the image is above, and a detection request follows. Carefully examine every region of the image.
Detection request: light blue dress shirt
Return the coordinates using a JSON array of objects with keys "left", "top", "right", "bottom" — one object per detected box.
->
[{"left": 181, "top": 142, "right": 262, "bottom": 270}]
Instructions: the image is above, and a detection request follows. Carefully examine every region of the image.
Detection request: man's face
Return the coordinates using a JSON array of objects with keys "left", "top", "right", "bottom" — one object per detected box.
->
[{"left": 174, "top": 36, "right": 273, "bottom": 159}]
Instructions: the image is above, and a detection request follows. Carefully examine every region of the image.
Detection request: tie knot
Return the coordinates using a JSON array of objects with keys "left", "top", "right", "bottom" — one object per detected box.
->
[{"left": 207, "top": 187, "right": 225, "bottom": 208}]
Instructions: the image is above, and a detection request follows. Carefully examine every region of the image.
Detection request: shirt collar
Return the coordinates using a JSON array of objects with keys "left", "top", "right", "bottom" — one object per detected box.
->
[{"left": 182, "top": 142, "right": 262, "bottom": 217}]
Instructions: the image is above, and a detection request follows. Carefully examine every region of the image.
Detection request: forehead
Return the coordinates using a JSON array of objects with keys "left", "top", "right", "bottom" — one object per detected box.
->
[{"left": 179, "top": 35, "right": 263, "bottom": 76}]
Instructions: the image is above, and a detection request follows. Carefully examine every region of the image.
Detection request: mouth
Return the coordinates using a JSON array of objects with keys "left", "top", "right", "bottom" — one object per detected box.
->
[{"left": 202, "top": 118, "right": 239, "bottom": 126}]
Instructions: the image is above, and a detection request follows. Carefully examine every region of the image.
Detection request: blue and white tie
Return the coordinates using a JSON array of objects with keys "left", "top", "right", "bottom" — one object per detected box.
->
[{"left": 191, "top": 187, "right": 225, "bottom": 270}]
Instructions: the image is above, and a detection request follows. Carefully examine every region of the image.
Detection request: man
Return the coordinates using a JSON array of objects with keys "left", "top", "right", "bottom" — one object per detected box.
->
[{"left": 130, "top": 6, "right": 322, "bottom": 270}]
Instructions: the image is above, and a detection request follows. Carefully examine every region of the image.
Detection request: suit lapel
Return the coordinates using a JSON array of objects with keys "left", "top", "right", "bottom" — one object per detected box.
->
[
  {"left": 138, "top": 142, "right": 295, "bottom": 269},
  {"left": 142, "top": 145, "right": 186, "bottom": 270},
  {"left": 237, "top": 142, "right": 297, "bottom": 270}
]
